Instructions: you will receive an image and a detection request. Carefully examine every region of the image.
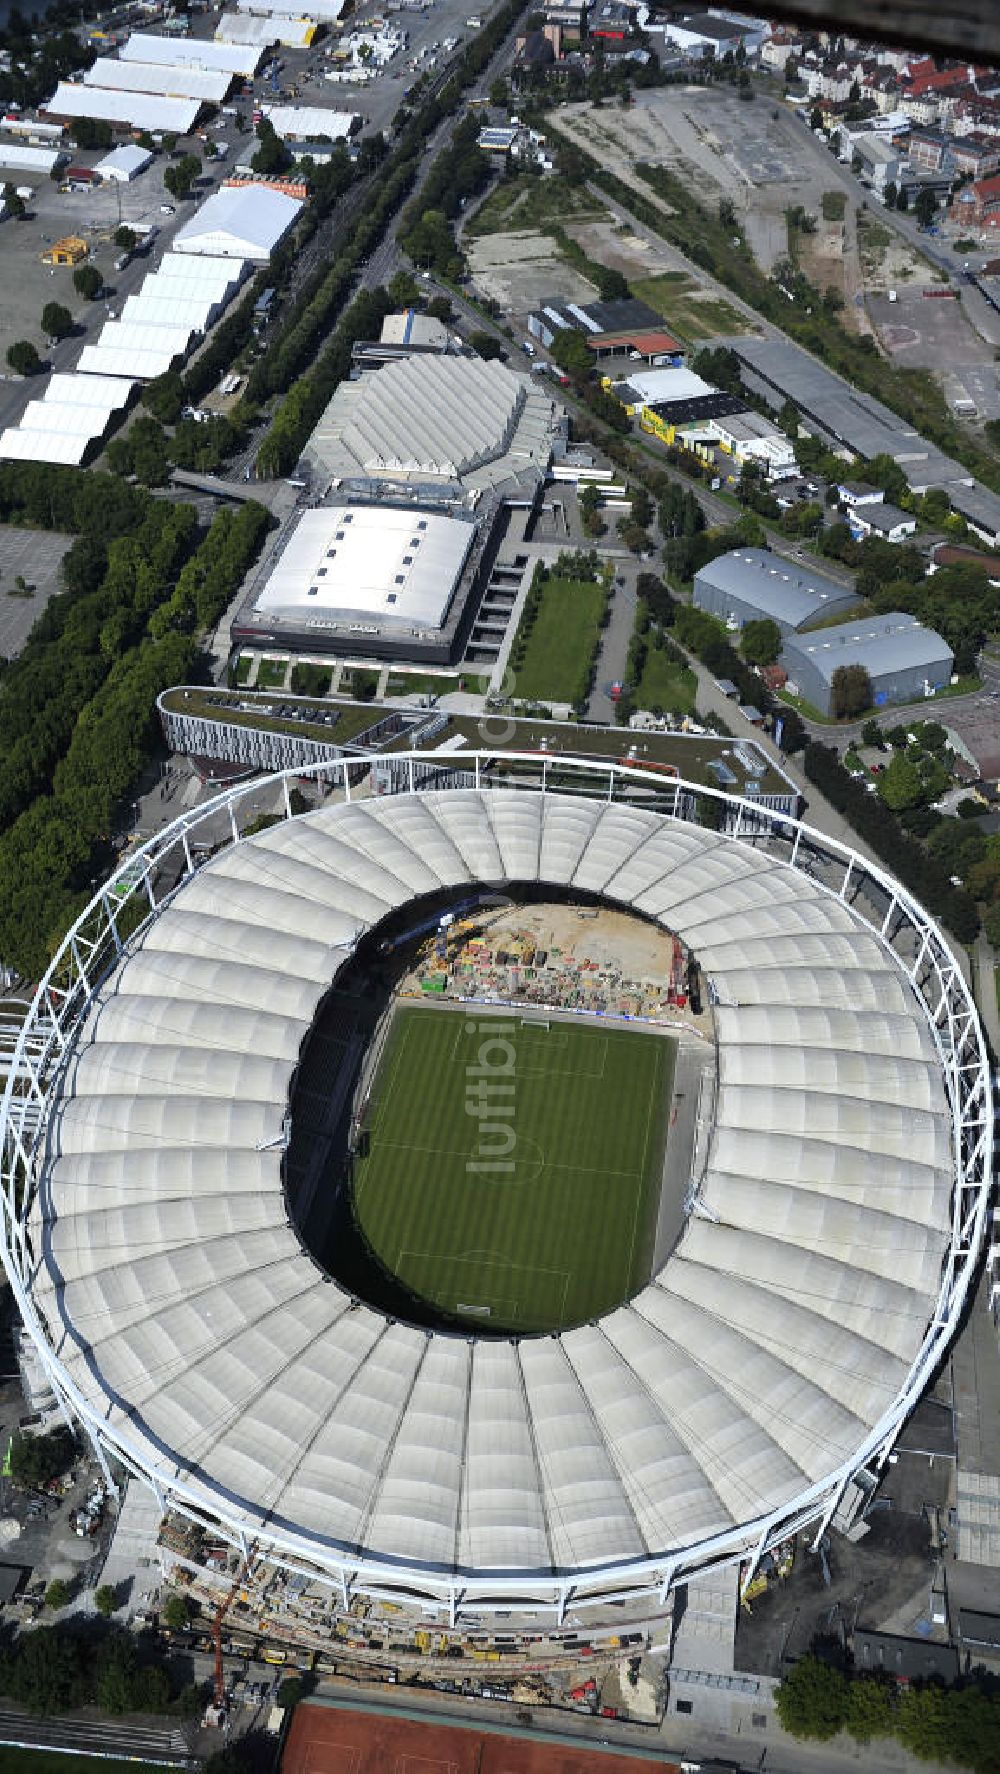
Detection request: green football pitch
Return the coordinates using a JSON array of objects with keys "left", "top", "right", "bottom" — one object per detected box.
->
[{"left": 352, "top": 1006, "right": 675, "bottom": 1333}]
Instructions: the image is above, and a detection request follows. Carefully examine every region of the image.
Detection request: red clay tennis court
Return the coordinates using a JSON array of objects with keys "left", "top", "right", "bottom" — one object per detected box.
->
[{"left": 283, "top": 1701, "right": 678, "bottom": 1774}]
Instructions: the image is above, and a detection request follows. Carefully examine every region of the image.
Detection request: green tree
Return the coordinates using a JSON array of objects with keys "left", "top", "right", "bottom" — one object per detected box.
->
[
  {"left": 914, "top": 186, "right": 937, "bottom": 229},
  {"left": 861, "top": 718, "right": 883, "bottom": 748},
  {"left": 142, "top": 371, "right": 185, "bottom": 427},
  {"left": 775, "top": 1655, "right": 849, "bottom": 1741},
  {"left": 983, "top": 902, "right": 1000, "bottom": 947},
  {"left": 44, "top": 1580, "right": 71, "bottom": 1611},
  {"left": 551, "top": 327, "right": 594, "bottom": 378},
  {"left": 41, "top": 301, "right": 73, "bottom": 341},
  {"left": 276, "top": 1676, "right": 304, "bottom": 1708},
  {"left": 114, "top": 225, "right": 137, "bottom": 253},
  {"left": 878, "top": 750, "right": 925, "bottom": 812},
  {"left": 830, "top": 662, "right": 873, "bottom": 719},
  {"left": 6, "top": 339, "right": 41, "bottom": 376},
  {"left": 9, "top": 1426, "right": 75, "bottom": 1489},
  {"left": 94, "top": 1585, "right": 117, "bottom": 1618},
  {"left": 8, "top": 1627, "right": 86, "bottom": 1714},
  {"left": 251, "top": 119, "right": 291, "bottom": 177},
  {"left": 740, "top": 618, "right": 782, "bottom": 666},
  {"left": 884, "top": 180, "right": 898, "bottom": 209},
  {"left": 579, "top": 481, "right": 604, "bottom": 537},
  {"left": 72, "top": 263, "right": 103, "bottom": 301},
  {"left": 845, "top": 1675, "right": 896, "bottom": 1742},
  {"left": 2, "top": 183, "right": 25, "bottom": 220},
  {"left": 469, "top": 329, "right": 503, "bottom": 360},
  {"left": 163, "top": 154, "right": 201, "bottom": 201},
  {"left": 161, "top": 1592, "right": 192, "bottom": 1632},
  {"left": 387, "top": 269, "right": 420, "bottom": 307}
]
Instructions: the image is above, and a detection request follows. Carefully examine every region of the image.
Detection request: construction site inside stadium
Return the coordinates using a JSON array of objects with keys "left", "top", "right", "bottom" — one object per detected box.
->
[{"left": 0, "top": 753, "right": 990, "bottom": 1664}]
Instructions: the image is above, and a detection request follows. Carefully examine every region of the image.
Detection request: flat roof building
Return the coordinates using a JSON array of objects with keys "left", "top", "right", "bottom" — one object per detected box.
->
[
  {"left": 694, "top": 548, "right": 858, "bottom": 635},
  {"left": 84, "top": 56, "right": 233, "bottom": 104},
  {"left": 44, "top": 82, "right": 202, "bottom": 135},
  {"left": 849, "top": 502, "right": 918, "bottom": 542},
  {"left": 854, "top": 1631, "right": 960, "bottom": 1685},
  {"left": 262, "top": 104, "right": 358, "bottom": 140},
  {"left": 781, "top": 613, "right": 954, "bottom": 717}
]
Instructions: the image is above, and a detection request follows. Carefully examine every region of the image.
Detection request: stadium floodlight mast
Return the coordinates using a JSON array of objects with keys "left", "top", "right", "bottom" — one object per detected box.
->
[{"left": 0, "top": 753, "right": 992, "bottom": 1627}]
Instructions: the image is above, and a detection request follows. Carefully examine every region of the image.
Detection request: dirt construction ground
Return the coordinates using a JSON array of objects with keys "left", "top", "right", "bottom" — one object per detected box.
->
[{"left": 283, "top": 1703, "right": 677, "bottom": 1774}]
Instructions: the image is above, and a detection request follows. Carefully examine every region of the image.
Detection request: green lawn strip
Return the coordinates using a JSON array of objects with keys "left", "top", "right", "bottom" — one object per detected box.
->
[
  {"left": 0, "top": 1754, "right": 175, "bottom": 1774},
  {"left": 353, "top": 1007, "right": 673, "bottom": 1333},
  {"left": 255, "top": 657, "right": 290, "bottom": 689},
  {"left": 510, "top": 574, "right": 607, "bottom": 705},
  {"left": 634, "top": 644, "right": 697, "bottom": 715}
]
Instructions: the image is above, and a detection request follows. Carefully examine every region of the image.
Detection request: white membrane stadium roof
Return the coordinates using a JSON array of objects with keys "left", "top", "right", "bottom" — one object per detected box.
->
[
  {"left": 32, "top": 790, "right": 954, "bottom": 1584},
  {"left": 172, "top": 184, "right": 303, "bottom": 261},
  {"left": 122, "top": 30, "right": 264, "bottom": 77},
  {"left": 84, "top": 57, "right": 233, "bottom": 104},
  {"left": 45, "top": 82, "right": 202, "bottom": 135},
  {"left": 253, "top": 504, "right": 474, "bottom": 631}
]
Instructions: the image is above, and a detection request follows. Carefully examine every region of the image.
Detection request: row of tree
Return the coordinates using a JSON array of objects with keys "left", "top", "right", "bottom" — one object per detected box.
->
[
  {"left": 0, "top": 1624, "right": 202, "bottom": 1720},
  {"left": 777, "top": 1653, "right": 1000, "bottom": 1772}
]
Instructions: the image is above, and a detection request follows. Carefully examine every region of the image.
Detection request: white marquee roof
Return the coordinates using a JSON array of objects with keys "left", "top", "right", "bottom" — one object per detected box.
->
[
  {"left": 45, "top": 81, "right": 202, "bottom": 135},
  {"left": 262, "top": 102, "right": 356, "bottom": 140},
  {"left": 122, "top": 30, "right": 264, "bottom": 77},
  {"left": 172, "top": 183, "right": 303, "bottom": 261},
  {"left": 84, "top": 57, "right": 232, "bottom": 104},
  {"left": 31, "top": 790, "right": 955, "bottom": 1585},
  {"left": 253, "top": 504, "right": 474, "bottom": 632},
  {"left": 0, "top": 427, "right": 88, "bottom": 464},
  {"left": 77, "top": 343, "right": 181, "bottom": 381}
]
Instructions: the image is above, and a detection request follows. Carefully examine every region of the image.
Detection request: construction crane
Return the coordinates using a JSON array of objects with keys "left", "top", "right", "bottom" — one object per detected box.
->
[{"left": 212, "top": 1541, "right": 258, "bottom": 1712}]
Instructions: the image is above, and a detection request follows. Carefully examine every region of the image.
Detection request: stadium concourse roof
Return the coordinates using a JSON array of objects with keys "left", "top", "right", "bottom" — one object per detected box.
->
[
  {"left": 31, "top": 788, "right": 954, "bottom": 1592},
  {"left": 83, "top": 57, "right": 233, "bottom": 104},
  {"left": 173, "top": 184, "right": 303, "bottom": 261},
  {"left": 253, "top": 504, "right": 474, "bottom": 632},
  {"left": 44, "top": 82, "right": 202, "bottom": 135},
  {"left": 121, "top": 30, "right": 264, "bottom": 78}
]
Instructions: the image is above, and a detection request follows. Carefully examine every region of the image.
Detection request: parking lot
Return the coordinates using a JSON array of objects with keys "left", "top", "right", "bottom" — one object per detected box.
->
[
  {"left": 869, "top": 286, "right": 1000, "bottom": 420},
  {"left": 0, "top": 527, "right": 73, "bottom": 659}
]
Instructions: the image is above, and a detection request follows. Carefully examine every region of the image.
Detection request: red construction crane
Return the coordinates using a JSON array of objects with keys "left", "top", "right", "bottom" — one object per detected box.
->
[{"left": 212, "top": 1542, "right": 258, "bottom": 1711}]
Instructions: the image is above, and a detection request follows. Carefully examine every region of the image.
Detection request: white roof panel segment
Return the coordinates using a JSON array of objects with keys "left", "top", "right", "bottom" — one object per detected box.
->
[
  {"left": 262, "top": 103, "right": 356, "bottom": 140},
  {"left": 0, "top": 429, "right": 88, "bottom": 465},
  {"left": 76, "top": 344, "right": 182, "bottom": 381},
  {"left": 45, "top": 82, "right": 202, "bottom": 134},
  {"left": 253, "top": 504, "right": 474, "bottom": 632},
  {"left": 85, "top": 58, "right": 232, "bottom": 103},
  {"left": 122, "top": 30, "right": 263, "bottom": 77}
]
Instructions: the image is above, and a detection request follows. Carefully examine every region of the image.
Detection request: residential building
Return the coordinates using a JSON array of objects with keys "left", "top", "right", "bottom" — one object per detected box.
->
[
  {"left": 781, "top": 613, "right": 953, "bottom": 716},
  {"left": 951, "top": 172, "right": 1000, "bottom": 230},
  {"left": 848, "top": 502, "right": 918, "bottom": 542},
  {"left": 837, "top": 480, "right": 885, "bottom": 506},
  {"left": 951, "top": 133, "right": 1000, "bottom": 178}
]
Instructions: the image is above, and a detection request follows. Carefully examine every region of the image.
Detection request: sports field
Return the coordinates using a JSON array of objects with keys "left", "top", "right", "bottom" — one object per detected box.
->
[{"left": 352, "top": 1007, "right": 673, "bottom": 1333}]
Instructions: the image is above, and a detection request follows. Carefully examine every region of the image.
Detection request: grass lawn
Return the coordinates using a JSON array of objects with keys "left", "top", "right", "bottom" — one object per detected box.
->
[
  {"left": 235, "top": 653, "right": 254, "bottom": 685},
  {"left": 466, "top": 173, "right": 606, "bottom": 238},
  {"left": 387, "top": 671, "right": 468, "bottom": 699},
  {"left": 0, "top": 1757, "right": 173, "bottom": 1774},
  {"left": 353, "top": 1007, "right": 673, "bottom": 1333},
  {"left": 256, "top": 657, "right": 290, "bottom": 689},
  {"left": 510, "top": 573, "right": 607, "bottom": 705},
  {"left": 630, "top": 272, "right": 752, "bottom": 341},
  {"left": 821, "top": 191, "right": 847, "bottom": 222},
  {"left": 634, "top": 642, "right": 697, "bottom": 716}
]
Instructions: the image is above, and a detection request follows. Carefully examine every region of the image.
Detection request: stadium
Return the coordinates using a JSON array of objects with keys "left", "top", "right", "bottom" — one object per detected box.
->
[{"left": 0, "top": 753, "right": 991, "bottom": 1630}]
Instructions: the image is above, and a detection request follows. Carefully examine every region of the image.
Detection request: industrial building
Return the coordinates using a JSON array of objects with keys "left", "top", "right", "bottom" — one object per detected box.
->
[
  {"left": 693, "top": 549, "right": 858, "bottom": 635},
  {"left": 781, "top": 613, "right": 954, "bottom": 716},
  {"left": 702, "top": 411, "right": 797, "bottom": 480},
  {"left": 261, "top": 103, "right": 358, "bottom": 141},
  {"left": 529, "top": 295, "right": 683, "bottom": 363},
  {"left": 1, "top": 763, "right": 987, "bottom": 1626},
  {"left": 305, "top": 353, "right": 560, "bottom": 493},
  {"left": 83, "top": 56, "right": 234, "bottom": 105},
  {"left": 172, "top": 183, "right": 303, "bottom": 261},
  {"left": 0, "top": 141, "right": 63, "bottom": 176},
  {"left": 94, "top": 143, "right": 154, "bottom": 182},
  {"left": 217, "top": 11, "right": 314, "bottom": 48}
]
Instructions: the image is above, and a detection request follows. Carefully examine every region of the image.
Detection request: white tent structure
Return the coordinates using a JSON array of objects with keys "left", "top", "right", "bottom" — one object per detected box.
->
[
  {"left": 217, "top": 11, "right": 315, "bottom": 47},
  {"left": 84, "top": 57, "right": 233, "bottom": 104},
  {"left": 77, "top": 341, "right": 184, "bottom": 381},
  {"left": 262, "top": 102, "right": 357, "bottom": 140},
  {"left": 1, "top": 763, "right": 990, "bottom": 1624},
  {"left": 237, "top": 0, "right": 344, "bottom": 18},
  {"left": 44, "top": 82, "right": 202, "bottom": 136},
  {"left": 0, "top": 142, "right": 61, "bottom": 174},
  {"left": 122, "top": 31, "right": 264, "bottom": 78},
  {"left": 0, "top": 369, "right": 134, "bottom": 464},
  {"left": 172, "top": 183, "right": 303, "bottom": 260},
  {"left": 94, "top": 144, "right": 154, "bottom": 183}
]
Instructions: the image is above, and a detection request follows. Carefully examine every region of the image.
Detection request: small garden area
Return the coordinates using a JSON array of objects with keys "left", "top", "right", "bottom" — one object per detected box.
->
[{"left": 508, "top": 555, "right": 609, "bottom": 708}]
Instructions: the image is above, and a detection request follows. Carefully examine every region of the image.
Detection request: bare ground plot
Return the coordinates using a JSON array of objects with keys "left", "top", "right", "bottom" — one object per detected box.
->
[
  {"left": 465, "top": 230, "right": 599, "bottom": 311},
  {"left": 465, "top": 171, "right": 607, "bottom": 239},
  {"left": 629, "top": 268, "right": 755, "bottom": 341},
  {"left": 0, "top": 527, "right": 71, "bottom": 659},
  {"left": 868, "top": 286, "right": 1000, "bottom": 420}
]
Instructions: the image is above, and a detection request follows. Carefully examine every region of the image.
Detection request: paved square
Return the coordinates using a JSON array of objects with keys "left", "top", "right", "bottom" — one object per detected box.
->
[{"left": 0, "top": 526, "right": 73, "bottom": 659}]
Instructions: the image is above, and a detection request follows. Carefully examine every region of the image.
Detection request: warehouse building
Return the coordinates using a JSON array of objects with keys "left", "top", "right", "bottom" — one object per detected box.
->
[
  {"left": 781, "top": 614, "right": 954, "bottom": 716},
  {"left": 848, "top": 502, "right": 918, "bottom": 543},
  {"left": 0, "top": 141, "right": 63, "bottom": 175},
  {"left": 694, "top": 549, "right": 859, "bottom": 635},
  {"left": 0, "top": 371, "right": 134, "bottom": 466},
  {"left": 83, "top": 56, "right": 234, "bottom": 104},
  {"left": 233, "top": 497, "right": 497, "bottom": 664},
  {"left": 528, "top": 296, "right": 682, "bottom": 363},
  {"left": 94, "top": 143, "right": 154, "bottom": 182},
  {"left": 261, "top": 103, "right": 358, "bottom": 140}
]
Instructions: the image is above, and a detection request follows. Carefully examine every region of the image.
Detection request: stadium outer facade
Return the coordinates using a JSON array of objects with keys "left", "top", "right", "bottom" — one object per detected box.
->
[{"left": 0, "top": 754, "right": 991, "bottom": 1628}]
